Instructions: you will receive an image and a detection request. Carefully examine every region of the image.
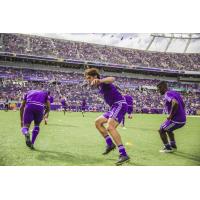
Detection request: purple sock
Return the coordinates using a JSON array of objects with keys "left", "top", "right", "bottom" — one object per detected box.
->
[
  {"left": 118, "top": 144, "right": 127, "bottom": 156},
  {"left": 21, "top": 127, "right": 29, "bottom": 135},
  {"left": 105, "top": 135, "right": 113, "bottom": 146},
  {"left": 32, "top": 126, "right": 40, "bottom": 144},
  {"left": 170, "top": 141, "right": 176, "bottom": 146}
]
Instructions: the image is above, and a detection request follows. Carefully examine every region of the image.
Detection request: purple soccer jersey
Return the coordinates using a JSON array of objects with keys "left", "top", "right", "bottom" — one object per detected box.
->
[
  {"left": 23, "top": 90, "right": 49, "bottom": 125},
  {"left": 124, "top": 95, "right": 133, "bottom": 115},
  {"left": 164, "top": 90, "right": 186, "bottom": 123},
  {"left": 82, "top": 99, "right": 86, "bottom": 107},
  {"left": 61, "top": 98, "right": 68, "bottom": 110},
  {"left": 99, "top": 83, "right": 127, "bottom": 123},
  {"left": 99, "top": 83, "right": 125, "bottom": 107},
  {"left": 81, "top": 99, "right": 86, "bottom": 111},
  {"left": 23, "top": 90, "right": 49, "bottom": 107}
]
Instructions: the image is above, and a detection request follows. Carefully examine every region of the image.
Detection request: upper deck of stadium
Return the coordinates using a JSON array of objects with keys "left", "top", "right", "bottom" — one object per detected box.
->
[
  {"left": 36, "top": 33, "right": 200, "bottom": 54},
  {"left": 0, "top": 33, "right": 200, "bottom": 72}
]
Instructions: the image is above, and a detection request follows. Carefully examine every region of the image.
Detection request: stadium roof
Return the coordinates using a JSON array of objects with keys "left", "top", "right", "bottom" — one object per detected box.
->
[{"left": 34, "top": 33, "right": 200, "bottom": 53}]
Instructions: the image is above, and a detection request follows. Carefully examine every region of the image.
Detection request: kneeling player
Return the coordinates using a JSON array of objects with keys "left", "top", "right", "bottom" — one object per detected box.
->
[
  {"left": 20, "top": 90, "right": 50, "bottom": 149},
  {"left": 122, "top": 94, "right": 133, "bottom": 129},
  {"left": 157, "top": 81, "right": 186, "bottom": 153},
  {"left": 85, "top": 68, "right": 130, "bottom": 165}
]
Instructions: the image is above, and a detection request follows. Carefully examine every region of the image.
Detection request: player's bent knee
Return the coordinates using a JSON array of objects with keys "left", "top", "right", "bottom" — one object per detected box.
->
[{"left": 107, "top": 125, "right": 115, "bottom": 132}]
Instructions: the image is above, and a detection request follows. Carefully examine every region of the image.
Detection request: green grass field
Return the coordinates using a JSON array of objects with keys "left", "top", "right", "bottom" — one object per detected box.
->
[{"left": 0, "top": 111, "right": 200, "bottom": 166}]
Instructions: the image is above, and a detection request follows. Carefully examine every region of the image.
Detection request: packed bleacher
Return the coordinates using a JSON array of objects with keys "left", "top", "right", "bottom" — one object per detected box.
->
[
  {"left": 0, "top": 66, "right": 199, "bottom": 114},
  {"left": 1, "top": 33, "right": 200, "bottom": 71}
]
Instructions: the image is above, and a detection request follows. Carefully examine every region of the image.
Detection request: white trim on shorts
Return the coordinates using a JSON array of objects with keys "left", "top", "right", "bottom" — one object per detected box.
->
[
  {"left": 27, "top": 101, "right": 44, "bottom": 107},
  {"left": 112, "top": 103, "right": 123, "bottom": 119},
  {"left": 164, "top": 123, "right": 176, "bottom": 131},
  {"left": 171, "top": 120, "right": 186, "bottom": 124}
]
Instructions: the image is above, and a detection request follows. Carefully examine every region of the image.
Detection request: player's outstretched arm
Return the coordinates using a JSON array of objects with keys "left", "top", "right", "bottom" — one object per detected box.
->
[
  {"left": 167, "top": 99, "right": 179, "bottom": 120},
  {"left": 100, "top": 77, "right": 115, "bottom": 84}
]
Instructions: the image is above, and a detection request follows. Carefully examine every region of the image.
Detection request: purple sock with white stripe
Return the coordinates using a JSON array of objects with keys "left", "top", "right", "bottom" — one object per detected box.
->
[
  {"left": 118, "top": 144, "right": 127, "bottom": 156},
  {"left": 104, "top": 135, "right": 113, "bottom": 146},
  {"left": 32, "top": 126, "right": 40, "bottom": 144}
]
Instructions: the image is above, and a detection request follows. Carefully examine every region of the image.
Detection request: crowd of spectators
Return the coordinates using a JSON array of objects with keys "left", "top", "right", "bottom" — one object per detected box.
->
[
  {"left": 1, "top": 33, "right": 200, "bottom": 71},
  {"left": 0, "top": 66, "right": 199, "bottom": 114}
]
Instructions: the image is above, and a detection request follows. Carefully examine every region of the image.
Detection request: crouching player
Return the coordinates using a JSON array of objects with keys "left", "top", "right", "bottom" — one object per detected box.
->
[
  {"left": 20, "top": 90, "right": 50, "bottom": 149},
  {"left": 157, "top": 81, "right": 186, "bottom": 153},
  {"left": 84, "top": 68, "right": 130, "bottom": 165},
  {"left": 122, "top": 94, "right": 133, "bottom": 129}
]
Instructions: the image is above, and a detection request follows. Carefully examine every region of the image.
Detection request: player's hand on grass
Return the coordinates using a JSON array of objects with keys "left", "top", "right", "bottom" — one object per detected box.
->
[{"left": 91, "top": 79, "right": 101, "bottom": 86}]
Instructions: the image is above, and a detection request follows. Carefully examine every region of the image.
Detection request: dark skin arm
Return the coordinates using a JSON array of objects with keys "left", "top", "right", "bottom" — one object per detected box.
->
[
  {"left": 20, "top": 100, "right": 26, "bottom": 127},
  {"left": 167, "top": 99, "right": 179, "bottom": 120},
  {"left": 44, "top": 100, "right": 51, "bottom": 117}
]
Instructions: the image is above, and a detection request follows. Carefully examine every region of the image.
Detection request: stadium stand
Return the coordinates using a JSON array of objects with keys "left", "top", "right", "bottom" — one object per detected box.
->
[{"left": 1, "top": 33, "right": 200, "bottom": 71}]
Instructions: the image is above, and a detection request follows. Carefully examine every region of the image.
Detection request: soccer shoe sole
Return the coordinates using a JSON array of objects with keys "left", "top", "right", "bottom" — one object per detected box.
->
[
  {"left": 115, "top": 157, "right": 130, "bottom": 166},
  {"left": 102, "top": 145, "right": 116, "bottom": 155},
  {"left": 159, "top": 149, "right": 174, "bottom": 153}
]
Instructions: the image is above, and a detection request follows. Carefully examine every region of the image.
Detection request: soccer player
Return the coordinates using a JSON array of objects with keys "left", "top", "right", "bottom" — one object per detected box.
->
[
  {"left": 44, "top": 95, "right": 53, "bottom": 125},
  {"left": 84, "top": 68, "right": 130, "bottom": 165},
  {"left": 60, "top": 96, "right": 67, "bottom": 115},
  {"left": 20, "top": 90, "right": 50, "bottom": 149},
  {"left": 157, "top": 81, "right": 186, "bottom": 153},
  {"left": 81, "top": 98, "right": 86, "bottom": 117},
  {"left": 122, "top": 94, "right": 133, "bottom": 129},
  {"left": 4, "top": 97, "right": 9, "bottom": 112}
]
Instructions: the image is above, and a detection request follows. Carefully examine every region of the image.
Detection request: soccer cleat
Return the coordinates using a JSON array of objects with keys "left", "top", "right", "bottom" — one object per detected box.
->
[
  {"left": 171, "top": 144, "right": 177, "bottom": 151},
  {"left": 159, "top": 146, "right": 174, "bottom": 153},
  {"left": 115, "top": 155, "right": 130, "bottom": 166},
  {"left": 122, "top": 127, "right": 127, "bottom": 130},
  {"left": 102, "top": 143, "right": 116, "bottom": 155},
  {"left": 25, "top": 134, "right": 34, "bottom": 149}
]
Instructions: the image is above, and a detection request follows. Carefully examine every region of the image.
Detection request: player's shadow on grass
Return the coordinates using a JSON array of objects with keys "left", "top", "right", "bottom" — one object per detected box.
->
[
  {"left": 35, "top": 149, "right": 105, "bottom": 165},
  {"left": 47, "top": 123, "right": 79, "bottom": 128},
  {"left": 173, "top": 151, "right": 200, "bottom": 164},
  {"left": 127, "top": 126, "right": 157, "bottom": 132},
  {"left": 107, "top": 158, "right": 143, "bottom": 166}
]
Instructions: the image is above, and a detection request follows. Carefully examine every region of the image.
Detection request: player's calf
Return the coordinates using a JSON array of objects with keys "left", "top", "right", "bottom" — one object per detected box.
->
[{"left": 158, "top": 129, "right": 173, "bottom": 153}]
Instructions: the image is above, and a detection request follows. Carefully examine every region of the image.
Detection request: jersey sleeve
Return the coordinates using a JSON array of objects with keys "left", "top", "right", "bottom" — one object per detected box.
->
[{"left": 164, "top": 92, "right": 173, "bottom": 102}]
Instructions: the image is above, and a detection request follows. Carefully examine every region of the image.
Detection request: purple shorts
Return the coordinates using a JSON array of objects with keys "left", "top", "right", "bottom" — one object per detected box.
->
[
  {"left": 103, "top": 102, "right": 128, "bottom": 123},
  {"left": 23, "top": 104, "right": 44, "bottom": 125},
  {"left": 127, "top": 106, "right": 133, "bottom": 115},
  {"left": 160, "top": 120, "right": 185, "bottom": 132}
]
